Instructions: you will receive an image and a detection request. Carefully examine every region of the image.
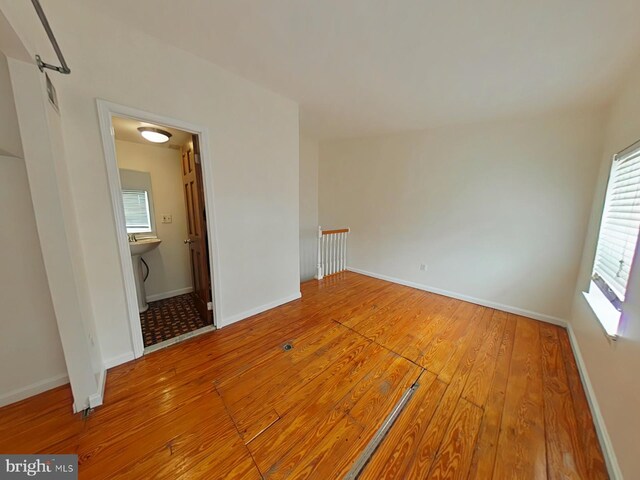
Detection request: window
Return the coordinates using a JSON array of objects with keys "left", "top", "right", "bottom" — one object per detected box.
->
[
  {"left": 584, "top": 140, "right": 640, "bottom": 337},
  {"left": 122, "top": 189, "right": 152, "bottom": 233}
]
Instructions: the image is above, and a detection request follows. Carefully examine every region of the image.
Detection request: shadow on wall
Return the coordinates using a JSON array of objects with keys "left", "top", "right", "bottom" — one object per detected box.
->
[{"left": 300, "top": 227, "right": 317, "bottom": 281}]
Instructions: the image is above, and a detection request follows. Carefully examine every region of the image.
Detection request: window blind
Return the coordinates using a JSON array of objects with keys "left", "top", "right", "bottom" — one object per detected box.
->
[
  {"left": 122, "top": 189, "right": 151, "bottom": 231},
  {"left": 593, "top": 143, "right": 640, "bottom": 302}
]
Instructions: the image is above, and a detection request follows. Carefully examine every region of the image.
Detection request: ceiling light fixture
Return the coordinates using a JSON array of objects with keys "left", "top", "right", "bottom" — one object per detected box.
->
[{"left": 137, "top": 126, "right": 172, "bottom": 144}]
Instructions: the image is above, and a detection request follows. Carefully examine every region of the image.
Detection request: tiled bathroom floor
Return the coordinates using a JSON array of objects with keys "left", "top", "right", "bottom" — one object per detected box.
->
[{"left": 139, "top": 293, "right": 209, "bottom": 347}]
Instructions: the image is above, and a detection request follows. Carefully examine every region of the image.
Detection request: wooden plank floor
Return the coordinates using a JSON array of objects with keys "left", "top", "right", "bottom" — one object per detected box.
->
[{"left": 0, "top": 272, "right": 608, "bottom": 479}]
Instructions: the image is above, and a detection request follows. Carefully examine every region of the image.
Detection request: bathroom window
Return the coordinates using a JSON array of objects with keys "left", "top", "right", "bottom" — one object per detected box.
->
[{"left": 122, "top": 189, "right": 152, "bottom": 233}]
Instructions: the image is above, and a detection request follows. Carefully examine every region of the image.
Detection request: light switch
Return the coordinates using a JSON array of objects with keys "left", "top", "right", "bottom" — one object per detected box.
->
[{"left": 162, "top": 214, "right": 172, "bottom": 224}]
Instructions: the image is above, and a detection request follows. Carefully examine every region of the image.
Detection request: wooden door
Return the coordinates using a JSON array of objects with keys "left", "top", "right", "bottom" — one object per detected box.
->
[{"left": 182, "top": 135, "right": 213, "bottom": 324}]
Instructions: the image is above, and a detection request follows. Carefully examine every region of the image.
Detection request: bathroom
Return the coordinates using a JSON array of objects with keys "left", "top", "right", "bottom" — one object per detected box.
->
[{"left": 113, "top": 116, "right": 214, "bottom": 350}]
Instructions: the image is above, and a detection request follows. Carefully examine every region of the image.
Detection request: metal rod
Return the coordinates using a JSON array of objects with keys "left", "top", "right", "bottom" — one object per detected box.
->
[
  {"left": 343, "top": 377, "right": 421, "bottom": 479},
  {"left": 31, "top": 0, "right": 71, "bottom": 74}
]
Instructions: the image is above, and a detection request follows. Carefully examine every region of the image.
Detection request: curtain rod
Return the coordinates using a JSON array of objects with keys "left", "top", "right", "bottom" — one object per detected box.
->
[{"left": 31, "top": 0, "right": 71, "bottom": 74}]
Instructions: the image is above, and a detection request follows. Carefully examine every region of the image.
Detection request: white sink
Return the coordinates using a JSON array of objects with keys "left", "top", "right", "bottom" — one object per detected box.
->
[
  {"left": 129, "top": 238, "right": 161, "bottom": 312},
  {"left": 129, "top": 237, "right": 162, "bottom": 256}
]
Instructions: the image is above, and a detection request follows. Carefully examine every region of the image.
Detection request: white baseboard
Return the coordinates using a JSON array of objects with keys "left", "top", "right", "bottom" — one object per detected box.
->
[
  {"left": 146, "top": 286, "right": 194, "bottom": 303},
  {"left": 566, "top": 325, "right": 622, "bottom": 479},
  {"left": 88, "top": 368, "right": 107, "bottom": 409},
  {"left": 103, "top": 351, "right": 136, "bottom": 370},
  {"left": 347, "top": 267, "right": 567, "bottom": 327},
  {"left": 0, "top": 373, "right": 69, "bottom": 408},
  {"left": 218, "top": 292, "right": 302, "bottom": 328}
]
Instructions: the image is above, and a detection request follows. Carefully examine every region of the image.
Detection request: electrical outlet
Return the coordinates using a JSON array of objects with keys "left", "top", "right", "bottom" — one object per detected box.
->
[
  {"left": 420, "top": 264, "right": 427, "bottom": 272},
  {"left": 162, "top": 214, "right": 172, "bottom": 224}
]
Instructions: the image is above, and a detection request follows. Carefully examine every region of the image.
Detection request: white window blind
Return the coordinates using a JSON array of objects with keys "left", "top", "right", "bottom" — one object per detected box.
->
[
  {"left": 122, "top": 189, "right": 152, "bottom": 233},
  {"left": 592, "top": 142, "right": 640, "bottom": 303}
]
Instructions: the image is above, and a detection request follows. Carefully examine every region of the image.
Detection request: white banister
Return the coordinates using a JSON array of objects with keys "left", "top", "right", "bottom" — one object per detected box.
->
[
  {"left": 316, "top": 226, "right": 324, "bottom": 279},
  {"left": 343, "top": 232, "right": 348, "bottom": 271},
  {"left": 330, "top": 234, "right": 335, "bottom": 275},
  {"left": 341, "top": 232, "right": 345, "bottom": 271},
  {"left": 315, "top": 226, "right": 350, "bottom": 280},
  {"left": 328, "top": 234, "right": 331, "bottom": 275}
]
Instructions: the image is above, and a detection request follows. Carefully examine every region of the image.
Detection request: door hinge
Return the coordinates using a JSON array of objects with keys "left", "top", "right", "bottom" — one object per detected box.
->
[
  {"left": 207, "top": 302, "right": 213, "bottom": 311},
  {"left": 195, "top": 153, "right": 201, "bottom": 164}
]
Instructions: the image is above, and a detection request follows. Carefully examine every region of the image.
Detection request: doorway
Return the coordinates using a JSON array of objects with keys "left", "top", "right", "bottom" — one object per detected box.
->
[{"left": 98, "top": 101, "right": 221, "bottom": 358}]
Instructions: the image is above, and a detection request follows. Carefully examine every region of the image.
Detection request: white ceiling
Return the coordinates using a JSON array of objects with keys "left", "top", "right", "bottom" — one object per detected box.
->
[
  {"left": 93, "top": 0, "right": 640, "bottom": 139},
  {"left": 112, "top": 116, "right": 192, "bottom": 149}
]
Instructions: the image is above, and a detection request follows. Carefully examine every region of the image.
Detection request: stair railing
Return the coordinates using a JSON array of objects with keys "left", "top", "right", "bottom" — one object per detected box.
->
[{"left": 315, "top": 226, "right": 350, "bottom": 280}]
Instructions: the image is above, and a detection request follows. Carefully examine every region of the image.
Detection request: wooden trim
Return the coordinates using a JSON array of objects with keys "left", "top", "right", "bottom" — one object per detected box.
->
[{"left": 322, "top": 228, "right": 350, "bottom": 235}]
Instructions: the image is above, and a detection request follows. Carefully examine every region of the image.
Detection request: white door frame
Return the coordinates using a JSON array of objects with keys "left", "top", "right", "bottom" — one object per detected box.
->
[{"left": 96, "top": 99, "right": 222, "bottom": 358}]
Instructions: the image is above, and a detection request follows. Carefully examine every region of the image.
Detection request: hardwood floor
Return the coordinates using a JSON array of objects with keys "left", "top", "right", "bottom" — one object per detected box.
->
[{"left": 0, "top": 272, "right": 608, "bottom": 479}]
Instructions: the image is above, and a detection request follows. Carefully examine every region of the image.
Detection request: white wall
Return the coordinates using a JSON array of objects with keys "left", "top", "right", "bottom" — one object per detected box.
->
[
  {"left": 0, "top": 155, "right": 67, "bottom": 406},
  {"left": 8, "top": 59, "right": 104, "bottom": 412},
  {"left": 0, "top": 51, "right": 21, "bottom": 157},
  {"left": 300, "top": 134, "right": 319, "bottom": 281},
  {"left": 320, "top": 109, "right": 605, "bottom": 321},
  {"left": 0, "top": 0, "right": 300, "bottom": 368},
  {"left": 569, "top": 58, "right": 640, "bottom": 478},
  {"left": 116, "top": 140, "right": 192, "bottom": 300}
]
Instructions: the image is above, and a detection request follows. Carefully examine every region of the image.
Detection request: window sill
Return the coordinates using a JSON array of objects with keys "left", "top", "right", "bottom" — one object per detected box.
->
[{"left": 582, "top": 281, "right": 620, "bottom": 340}]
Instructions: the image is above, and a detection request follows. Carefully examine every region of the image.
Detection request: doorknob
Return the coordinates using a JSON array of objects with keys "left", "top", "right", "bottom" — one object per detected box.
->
[{"left": 184, "top": 239, "right": 193, "bottom": 244}]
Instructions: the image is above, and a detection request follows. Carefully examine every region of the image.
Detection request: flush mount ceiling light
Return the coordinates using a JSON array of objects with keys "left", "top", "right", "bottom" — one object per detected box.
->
[{"left": 137, "top": 126, "right": 172, "bottom": 144}]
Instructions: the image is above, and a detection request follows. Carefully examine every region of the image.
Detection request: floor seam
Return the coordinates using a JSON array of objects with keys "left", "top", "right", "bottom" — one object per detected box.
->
[
  {"left": 213, "top": 384, "right": 266, "bottom": 479},
  {"left": 332, "top": 319, "right": 424, "bottom": 370}
]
